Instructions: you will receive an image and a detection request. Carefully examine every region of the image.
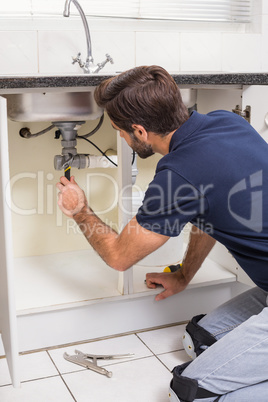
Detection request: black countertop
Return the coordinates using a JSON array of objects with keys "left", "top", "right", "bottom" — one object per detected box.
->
[{"left": 0, "top": 73, "right": 268, "bottom": 90}]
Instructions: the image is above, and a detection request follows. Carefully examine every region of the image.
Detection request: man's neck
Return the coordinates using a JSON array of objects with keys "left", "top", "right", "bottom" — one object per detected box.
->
[{"left": 150, "top": 129, "right": 177, "bottom": 156}]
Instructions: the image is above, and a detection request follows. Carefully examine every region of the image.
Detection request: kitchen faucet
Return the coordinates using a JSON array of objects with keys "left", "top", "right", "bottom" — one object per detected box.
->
[{"left": 63, "top": 0, "right": 113, "bottom": 73}]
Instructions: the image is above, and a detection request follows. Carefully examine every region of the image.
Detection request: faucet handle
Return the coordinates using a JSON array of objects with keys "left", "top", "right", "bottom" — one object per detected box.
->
[
  {"left": 72, "top": 52, "right": 114, "bottom": 74},
  {"left": 95, "top": 54, "right": 114, "bottom": 73},
  {"left": 72, "top": 52, "right": 84, "bottom": 68},
  {"left": 105, "top": 54, "right": 114, "bottom": 65}
]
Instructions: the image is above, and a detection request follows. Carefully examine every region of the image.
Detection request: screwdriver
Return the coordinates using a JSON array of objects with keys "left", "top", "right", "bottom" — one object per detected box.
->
[
  {"left": 163, "top": 263, "right": 182, "bottom": 273},
  {"left": 64, "top": 165, "right": 71, "bottom": 180}
]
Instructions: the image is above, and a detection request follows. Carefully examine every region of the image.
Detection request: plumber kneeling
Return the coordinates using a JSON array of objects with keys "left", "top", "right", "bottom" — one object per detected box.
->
[{"left": 57, "top": 65, "right": 268, "bottom": 401}]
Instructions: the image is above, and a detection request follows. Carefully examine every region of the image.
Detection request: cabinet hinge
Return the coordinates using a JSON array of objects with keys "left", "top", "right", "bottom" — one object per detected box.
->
[{"left": 232, "top": 105, "right": 251, "bottom": 124}]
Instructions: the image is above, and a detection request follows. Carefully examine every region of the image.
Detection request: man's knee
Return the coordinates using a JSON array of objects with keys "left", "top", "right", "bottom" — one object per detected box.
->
[
  {"left": 182, "top": 314, "right": 217, "bottom": 359},
  {"left": 169, "top": 362, "right": 221, "bottom": 402}
]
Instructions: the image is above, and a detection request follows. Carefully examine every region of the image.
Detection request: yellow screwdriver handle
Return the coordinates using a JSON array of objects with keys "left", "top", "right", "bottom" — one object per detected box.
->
[{"left": 163, "top": 263, "right": 182, "bottom": 273}]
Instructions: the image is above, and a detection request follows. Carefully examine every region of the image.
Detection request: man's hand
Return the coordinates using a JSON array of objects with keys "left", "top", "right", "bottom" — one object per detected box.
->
[
  {"left": 146, "top": 270, "right": 188, "bottom": 301},
  {"left": 56, "top": 176, "right": 88, "bottom": 218},
  {"left": 146, "top": 227, "right": 216, "bottom": 301}
]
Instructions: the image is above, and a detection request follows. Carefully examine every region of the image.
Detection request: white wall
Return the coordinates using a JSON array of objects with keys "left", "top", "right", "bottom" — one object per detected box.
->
[{"left": 0, "top": 0, "right": 266, "bottom": 75}]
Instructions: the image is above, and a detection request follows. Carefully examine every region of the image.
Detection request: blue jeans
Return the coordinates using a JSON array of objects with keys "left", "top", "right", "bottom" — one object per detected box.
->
[{"left": 182, "top": 287, "right": 268, "bottom": 401}]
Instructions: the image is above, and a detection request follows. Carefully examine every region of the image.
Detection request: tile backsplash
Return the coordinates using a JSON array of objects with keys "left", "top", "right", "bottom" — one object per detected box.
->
[
  {"left": 0, "top": 31, "right": 38, "bottom": 74},
  {"left": 180, "top": 33, "right": 222, "bottom": 72},
  {"left": 0, "top": 0, "right": 266, "bottom": 75}
]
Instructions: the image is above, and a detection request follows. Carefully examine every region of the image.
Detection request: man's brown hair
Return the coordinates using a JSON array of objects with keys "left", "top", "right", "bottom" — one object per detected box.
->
[{"left": 94, "top": 65, "right": 189, "bottom": 136}]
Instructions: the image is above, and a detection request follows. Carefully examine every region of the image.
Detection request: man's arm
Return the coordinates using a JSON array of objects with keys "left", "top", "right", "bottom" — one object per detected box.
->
[
  {"left": 146, "top": 226, "right": 216, "bottom": 301},
  {"left": 57, "top": 176, "right": 169, "bottom": 271}
]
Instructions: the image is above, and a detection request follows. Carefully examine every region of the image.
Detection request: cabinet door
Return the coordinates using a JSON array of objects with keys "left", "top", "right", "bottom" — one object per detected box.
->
[
  {"left": 242, "top": 85, "right": 268, "bottom": 142},
  {"left": 117, "top": 132, "right": 133, "bottom": 294},
  {"left": 0, "top": 96, "right": 20, "bottom": 387}
]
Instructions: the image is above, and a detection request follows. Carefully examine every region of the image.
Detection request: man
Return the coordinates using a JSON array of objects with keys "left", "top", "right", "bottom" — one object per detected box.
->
[{"left": 57, "top": 65, "right": 268, "bottom": 401}]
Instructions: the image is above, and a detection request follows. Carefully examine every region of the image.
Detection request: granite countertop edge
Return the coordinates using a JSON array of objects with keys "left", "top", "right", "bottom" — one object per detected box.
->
[{"left": 0, "top": 73, "right": 268, "bottom": 89}]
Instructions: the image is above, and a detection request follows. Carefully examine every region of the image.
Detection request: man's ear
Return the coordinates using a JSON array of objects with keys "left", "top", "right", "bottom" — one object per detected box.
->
[{"left": 132, "top": 124, "right": 148, "bottom": 141}]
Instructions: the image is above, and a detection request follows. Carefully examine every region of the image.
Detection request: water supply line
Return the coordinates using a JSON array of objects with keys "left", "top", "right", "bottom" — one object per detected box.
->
[
  {"left": 19, "top": 124, "right": 55, "bottom": 138},
  {"left": 19, "top": 115, "right": 104, "bottom": 140},
  {"left": 63, "top": 0, "right": 114, "bottom": 73}
]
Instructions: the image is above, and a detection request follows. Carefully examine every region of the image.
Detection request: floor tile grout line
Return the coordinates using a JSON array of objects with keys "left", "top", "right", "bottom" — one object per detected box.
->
[
  {"left": 58, "top": 375, "right": 78, "bottom": 402},
  {"left": 155, "top": 355, "right": 172, "bottom": 372},
  {"left": 46, "top": 350, "right": 77, "bottom": 402},
  {"left": 134, "top": 333, "right": 186, "bottom": 357},
  {"left": 135, "top": 333, "right": 172, "bottom": 373},
  {"left": 0, "top": 383, "right": 12, "bottom": 388},
  {"left": 0, "top": 374, "right": 65, "bottom": 388},
  {"left": 15, "top": 375, "right": 61, "bottom": 385},
  {"left": 157, "top": 348, "right": 185, "bottom": 356},
  {"left": 101, "top": 354, "right": 156, "bottom": 368}
]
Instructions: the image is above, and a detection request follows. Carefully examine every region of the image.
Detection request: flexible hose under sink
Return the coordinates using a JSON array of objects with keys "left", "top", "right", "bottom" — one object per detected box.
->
[{"left": 19, "top": 124, "right": 55, "bottom": 138}]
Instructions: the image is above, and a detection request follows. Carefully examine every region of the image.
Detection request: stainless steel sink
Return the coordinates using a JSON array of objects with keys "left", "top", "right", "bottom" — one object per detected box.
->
[
  {"left": 4, "top": 88, "right": 196, "bottom": 123},
  {"left": 4, "top": 89, "right": 103, "bottom": 122},
  {"left": 180, "top": 88, "right": 197, "bottom": 109}
]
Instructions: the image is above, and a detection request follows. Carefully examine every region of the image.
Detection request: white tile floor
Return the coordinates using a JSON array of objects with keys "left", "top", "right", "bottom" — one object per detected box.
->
[{"left": 0, "top": 324, "right": 190, "bottom": 402}]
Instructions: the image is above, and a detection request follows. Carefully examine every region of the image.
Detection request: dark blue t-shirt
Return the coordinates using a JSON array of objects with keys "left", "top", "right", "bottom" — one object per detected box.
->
[{"left": 136, "top": 110, "right": 268, "bottom": 291}]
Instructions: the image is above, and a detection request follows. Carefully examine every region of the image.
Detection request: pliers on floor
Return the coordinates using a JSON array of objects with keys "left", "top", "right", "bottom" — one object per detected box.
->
[{"left": 63, "top": 349, "right": 134, "bottom": 377}]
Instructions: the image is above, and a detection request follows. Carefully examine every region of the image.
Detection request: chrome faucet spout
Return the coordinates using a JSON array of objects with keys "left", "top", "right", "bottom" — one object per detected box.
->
[
  {"left": 63, "top": 0, "right": 93, "bottom": 67},
  {"left": 63, "top": 0, "right": 114, "bottom": 74},
  {"left": 63, "top": 0, "right": 71, "bottom": 17}
]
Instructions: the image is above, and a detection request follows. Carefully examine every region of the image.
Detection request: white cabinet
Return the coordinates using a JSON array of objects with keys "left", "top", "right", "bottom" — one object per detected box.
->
[
  {"left": 0, "top": 96, "right": 20, "bottom": 387},
  {"left": 116, "top": 133, "right": 133, "bottom": 295},
  {"left": 2, "top": 84, "right": 262, "bottom": 387},
  {"left": 242, "top": 85, "right": 268, "bottom": 143}
]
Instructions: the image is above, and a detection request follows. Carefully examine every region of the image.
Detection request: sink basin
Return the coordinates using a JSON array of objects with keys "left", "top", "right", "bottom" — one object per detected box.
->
[
  {"left": 4, "top": 89, "right": 103, "bottom": 122},
  {"left": 4, "top": 88, "right": 197, "bottom": 123},
  {"left": 180, "top": 88, "right": 197, "bottom": 109}
]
